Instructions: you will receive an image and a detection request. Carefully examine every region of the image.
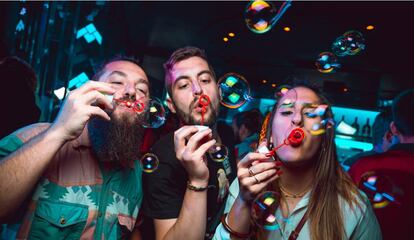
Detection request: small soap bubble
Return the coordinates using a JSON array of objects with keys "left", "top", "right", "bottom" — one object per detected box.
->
[
  {"left": 332, "top": 36, "right": 349, "bottom": 57},
  {"left": 315, "top": 52, "right": 341, "bottom": 73},
  {"left": 251, "top": 191, "right": 281, "bottom": 231},
  {"left": 343, "top": 30, "right": 366, "bottom": 56},
  {"left": 207, "top": 143, "right": 229, "bottom": 162},
  {"left": 140, "top": 153, "right": 159, "bottom": 173}
]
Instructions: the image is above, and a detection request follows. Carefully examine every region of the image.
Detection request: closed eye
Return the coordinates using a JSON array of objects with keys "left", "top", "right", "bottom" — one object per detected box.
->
[
  {"left": 110, "top": 81, "right": 123, "bottom": 85},
  {"left": 178, "top": 84, "right": 189, "bottom": 89},
  {"left": 280, "top": 111, "right": 293, "bottom": 116},
  {"left": 200, "top": 79, "right": 211, "bottom": 84}
]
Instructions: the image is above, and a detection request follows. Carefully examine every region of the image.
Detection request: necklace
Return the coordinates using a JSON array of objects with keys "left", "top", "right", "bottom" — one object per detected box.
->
[{"left": 279, "top": 183, "right": 311, "bottom": 199}]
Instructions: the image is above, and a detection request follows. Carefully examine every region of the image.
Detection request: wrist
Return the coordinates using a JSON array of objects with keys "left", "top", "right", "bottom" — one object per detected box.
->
[
  {"left": 45, "top": 125, "right": 68, "bottom": 145},
  {"left": 186, "top": 181, "right": 209, "bottom": 192},
  {"left": 187, "top": 179, "right": 209, "bottom": 188}
]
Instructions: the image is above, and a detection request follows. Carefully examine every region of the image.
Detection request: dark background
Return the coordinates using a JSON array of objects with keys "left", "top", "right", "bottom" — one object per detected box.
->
[{"left": 1, "top": 1, "right": 414, "bottom": 122}]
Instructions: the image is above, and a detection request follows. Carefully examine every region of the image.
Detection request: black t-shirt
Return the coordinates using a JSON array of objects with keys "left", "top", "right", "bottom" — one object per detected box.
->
[{"left": 143, "top": 124, "right": 236, "bottom": 239}]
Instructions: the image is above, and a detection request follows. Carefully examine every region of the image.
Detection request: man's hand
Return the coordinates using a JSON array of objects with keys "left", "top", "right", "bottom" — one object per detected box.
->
[
  {"left": 49, "top": 81, "right": 115, "bottom": 142},
  {"left": 174, "top": 126, "right": 215, "bottom": 186}
]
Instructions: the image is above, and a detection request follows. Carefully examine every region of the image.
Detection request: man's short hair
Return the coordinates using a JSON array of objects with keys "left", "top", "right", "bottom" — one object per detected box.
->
[
  {"left": 0, "top": 56, "right": 37, "bottom": 92},
  {"left": 233, "top": 109, "right": 263, "bottom": 135},
  {"left": 163, "top": 46, "right": 216, "bottom": 98},
  {"left": 372, "top": 111, "right": 392, "bottom": 145},
  {"left": 392, "top": 89, "right": 414, "bottom": 135},
  {"left": 92, "top": 55, "right": 142, "bottom": 81}
]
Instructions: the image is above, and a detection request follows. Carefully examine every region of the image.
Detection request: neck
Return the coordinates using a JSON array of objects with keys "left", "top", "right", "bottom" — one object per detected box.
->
[{"left": 279, "top": 164, "right": 314, "bottom": 196}]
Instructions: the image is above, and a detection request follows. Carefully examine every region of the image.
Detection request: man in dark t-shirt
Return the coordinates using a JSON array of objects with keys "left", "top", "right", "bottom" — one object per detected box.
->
[{"left": 143, "top": 47, "right": 236, "bottom": 239}]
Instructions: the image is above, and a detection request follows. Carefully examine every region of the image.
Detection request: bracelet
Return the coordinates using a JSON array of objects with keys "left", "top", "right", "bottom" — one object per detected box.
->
[
  {"left": 221, "top": 213, "right": 253, "bottom": 239},
  {"left": 186, "top": 181, "right": 208, "bottom": 191}
]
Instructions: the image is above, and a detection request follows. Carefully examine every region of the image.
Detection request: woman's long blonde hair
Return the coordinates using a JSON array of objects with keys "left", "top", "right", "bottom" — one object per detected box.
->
[{"left": 259, "top": 85, "right": 363, "bottom": 240}]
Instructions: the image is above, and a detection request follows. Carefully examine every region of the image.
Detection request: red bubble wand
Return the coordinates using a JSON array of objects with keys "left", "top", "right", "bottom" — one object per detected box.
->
[
  {"left": 266, "top": 128, "right": 305, "bottom": 158},
  {"left": 198, "top": 94, "right": 210, "bottom": 125}
]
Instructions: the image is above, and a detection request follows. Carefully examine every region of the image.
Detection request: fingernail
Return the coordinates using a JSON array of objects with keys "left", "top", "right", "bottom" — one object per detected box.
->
[
  {"left": 275, "top": 161, "right": 282, "bottom": 166},
  {"left": 277, "top": 170, "right": 283, "bottom": 175}
]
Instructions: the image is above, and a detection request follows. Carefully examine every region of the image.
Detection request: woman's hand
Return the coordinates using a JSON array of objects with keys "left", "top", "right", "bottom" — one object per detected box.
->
[{"left": 237, "top": 142, "right": 282, "bottom": 203}]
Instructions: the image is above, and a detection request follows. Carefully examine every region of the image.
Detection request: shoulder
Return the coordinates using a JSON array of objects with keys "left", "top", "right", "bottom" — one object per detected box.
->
[
  {"left": 340, "top": 191, "right": 382, "bottom": 239},
  {"left": 339, "top": 191, "right": 371, "bottom": 227},
  {"left": 151, "top": 132, "right": 174, "bottom": 153}
]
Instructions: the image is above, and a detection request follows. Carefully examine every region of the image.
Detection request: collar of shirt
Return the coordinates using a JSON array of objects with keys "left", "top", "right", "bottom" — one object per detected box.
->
[{"left": 72, "top": 127, "right": 91, "bottom": 149}]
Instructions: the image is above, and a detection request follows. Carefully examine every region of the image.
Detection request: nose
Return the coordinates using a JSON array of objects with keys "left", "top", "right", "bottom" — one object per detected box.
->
[
  {"left": 123, "top": 83, "right": 136, "bottom": 100},
  {"left": 291, "top": 110, "right": 303, "bottom": 126},
  {"left": 192, "top": 81, "right": 203, "bottom": 96}
]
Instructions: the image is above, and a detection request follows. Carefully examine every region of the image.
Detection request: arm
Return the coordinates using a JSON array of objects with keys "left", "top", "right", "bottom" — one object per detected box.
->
[
  {"left": 0, "top": 81, "right": 115, "bottom": 220},
  {"left": 215, "top": 141, "right": 281, "bottom": 240},
  {"left": 154, "top": 126, "right": 215, "bottom": 240}
]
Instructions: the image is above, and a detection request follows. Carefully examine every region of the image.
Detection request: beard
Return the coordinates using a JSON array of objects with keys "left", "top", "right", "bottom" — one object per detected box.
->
[
  {"left": 88, "top": 106, "right": 146, "bottom": 169},
  {"left": 173, "top": 95, "right": 220, "bottom": 126}
]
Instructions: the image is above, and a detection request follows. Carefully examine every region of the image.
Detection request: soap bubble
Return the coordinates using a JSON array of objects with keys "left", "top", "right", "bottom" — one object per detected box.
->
[
  {"left": 207, "top": 143, "right": 229, "bottom": 162},
  {"left": 142, "top": 99, "right": 166, "bottom": 128},
  {"left": 218, "top": 73, "right": 251, "bottom": 109},
  {"left": 332, "top": 31, "right": 366, "bottom": 57},
  {"left": 332, "top": 36, "right": 349, "bottom": 57},
  {"left": 315, "top": 52, "right": 341, "bottom": 73},
  {"left": 343, "top": 30, "right": 366, "bottom": 56},
  {"left": 245, "top": 0, "right": 276, "bottom": 34},
  {"left": 140, "top": 153, "right": 159, "bottom": 173},
  {"left": 251, "top": 191, "right": 281, "bottom": 231},
  {"left": 358, "top": 172, "right": 400, "bottom": 209}
]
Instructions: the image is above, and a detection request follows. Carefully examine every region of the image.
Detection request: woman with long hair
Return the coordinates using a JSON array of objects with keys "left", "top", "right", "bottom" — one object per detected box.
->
[{"left": 214, "top": 85, "right": 381, "bottom": 239}]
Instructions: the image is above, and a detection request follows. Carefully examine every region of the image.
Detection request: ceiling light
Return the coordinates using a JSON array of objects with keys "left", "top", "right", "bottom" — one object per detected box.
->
[
  {"left": 283, "top": 27, "right": 291, "bottom": 32},
  {"left": 228, "top": 32, "right": 235, "bottom": 37},
  {"left": 223, "top": 37, "right": 229, "bottom": 42},
  {"left": 366, "top": 25, "right": 375, "bottom": 30}
]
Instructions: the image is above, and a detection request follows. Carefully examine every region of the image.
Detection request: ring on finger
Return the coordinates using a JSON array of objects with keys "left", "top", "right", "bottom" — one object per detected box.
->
[
  {"left": 253, "top": 175, "right": 260, "bottom": 184},
  {"left": 248, "top": 168, "right": 255, "bottom": 177}
]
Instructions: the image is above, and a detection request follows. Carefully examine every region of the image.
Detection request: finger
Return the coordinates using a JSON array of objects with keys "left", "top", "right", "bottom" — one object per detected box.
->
[
  {"left": 250, "top": 173, "right": 281, "bottom": 194},
  {"left": 242, "top": 168, "right": 277, "bottom": 186},
  {"left": 238, "top": 152, "right": 268, "bottom": 168},
  {"left": 241, "top": 173, "right": 281, "bottom": 196},
  {"left": 186, "top": 128, "right": 212, "bottom": 152},
  {"left": 75, "top": 81, "right": 116, "bottom": 95},
  {"left": 174, "top": 126, "right": 199, "bottom": 152},
  {"left": 82, "top": 91, "right": 113, "bottom": 110},
  {"left": 239, "top": 161, "right": 281, "bottom": 179},
  {"left": 86, "top": 106, "right": 111, "bottom": 121},
  {"left": 193, "top": 138, "right": 216, "bottom": 157}
]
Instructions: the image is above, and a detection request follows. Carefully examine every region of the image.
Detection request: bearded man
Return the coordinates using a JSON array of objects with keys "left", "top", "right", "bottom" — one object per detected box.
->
[{"left": 0, "top": 57, "right": 150, "bottom": 239}]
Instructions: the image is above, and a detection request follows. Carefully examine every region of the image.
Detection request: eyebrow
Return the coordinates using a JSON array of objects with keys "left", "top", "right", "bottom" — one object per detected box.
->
[
  {"left": 173, "top": 70, "right": 213, "bottom": 86},
  {"left": 108, "top": 70, "right": 149, "bottom": 86}
]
